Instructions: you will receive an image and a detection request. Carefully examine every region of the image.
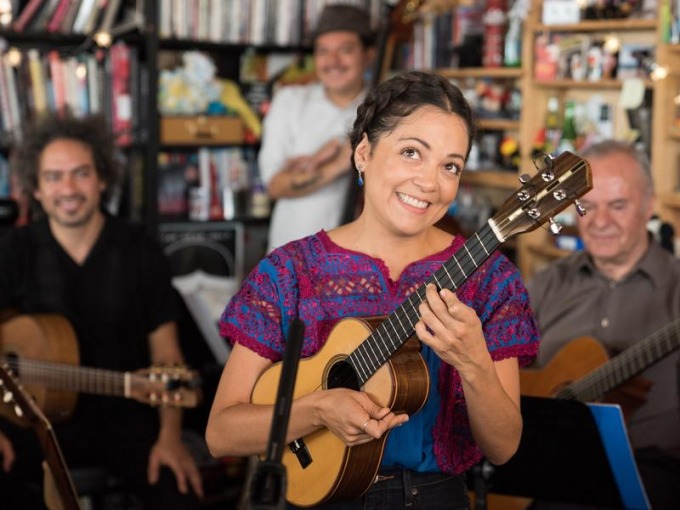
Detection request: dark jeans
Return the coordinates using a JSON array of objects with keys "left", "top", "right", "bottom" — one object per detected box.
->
[{"left": 288, "top": 467, "right": 469, "bottom": 510}]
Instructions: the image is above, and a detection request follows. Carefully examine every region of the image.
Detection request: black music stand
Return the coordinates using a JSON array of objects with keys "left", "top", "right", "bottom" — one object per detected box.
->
[
  {"left": 470, "top": 396, "right": 649, "bottom": 510},
  {"left": 245, "top": 319, "right": 305, "bottom": 510}
]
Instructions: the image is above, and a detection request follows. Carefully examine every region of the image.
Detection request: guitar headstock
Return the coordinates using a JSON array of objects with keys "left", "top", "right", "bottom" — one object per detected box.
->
[
  {"left": 130, "top": 366, "right": 202, "bottom": 409},
  {"left": 491, "top": 151, "right": 593, "bottom": 242},
  {"left": 0, "top": 362, "right": 49, "bottom": 429}
]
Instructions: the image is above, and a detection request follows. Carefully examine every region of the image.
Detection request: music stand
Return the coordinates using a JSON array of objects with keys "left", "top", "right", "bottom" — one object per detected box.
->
[
  {"left": 245, "top": 319, "right": 305, "bottom": 510},
  {"left": 473, "top": 396, "right": 649, "bottom": 510}
]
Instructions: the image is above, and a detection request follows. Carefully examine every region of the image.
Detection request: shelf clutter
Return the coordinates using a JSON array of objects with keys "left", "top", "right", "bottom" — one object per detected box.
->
[{"left": 0, "top": 0, "right": 678, "bottom": 280}]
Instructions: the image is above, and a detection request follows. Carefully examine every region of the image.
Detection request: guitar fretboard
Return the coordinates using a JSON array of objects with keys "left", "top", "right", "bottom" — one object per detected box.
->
[
  {"left": 557, "top": 317, "right": 680, "bottom": 402},
  {"left": 346, "top": 222, "right": 501, "bottom": 386},
  {"left": 1, "top": 357, "right": 129, "bottom": 396}
]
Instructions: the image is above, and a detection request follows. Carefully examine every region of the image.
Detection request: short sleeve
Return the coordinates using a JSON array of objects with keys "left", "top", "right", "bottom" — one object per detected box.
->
[
  {"left": 472, "top": 254, "right": 540, "bottom": 367},
  {"left": 258, "top": 86, "right": 299, "bottom": 185},
  {"left": 219, "top": 251, "right": 299, "bottom": 362}
]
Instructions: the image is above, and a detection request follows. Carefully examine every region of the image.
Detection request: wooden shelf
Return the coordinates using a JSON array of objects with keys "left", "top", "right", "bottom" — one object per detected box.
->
[
  {"left": 660, "top": 192, "right": 680, "bottom": 209},
  {"left": 435, "top": 67, "right": 523, "bottom": 79},
  {"left": 479, "top": 119, "right": 521, "bottom": 131},
  {"left": 534, "top": 79, "right": 654, "bottom": 89},
  {"left": 159, "top": 38, "right": 309, "bottom": 53},
  {"left": 461, "top": 171, "right": 519, "bottom": 190},
  {"left": 526, "top": 242, "right": 572, "bottom": 259},
  {"left": 534, "top": 19, "right": 656, "bottom": 33}
]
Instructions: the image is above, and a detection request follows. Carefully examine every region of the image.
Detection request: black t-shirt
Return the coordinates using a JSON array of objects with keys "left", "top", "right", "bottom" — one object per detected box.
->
[{"left": 0, "top": 215, "right": 179, "bottom": 439}]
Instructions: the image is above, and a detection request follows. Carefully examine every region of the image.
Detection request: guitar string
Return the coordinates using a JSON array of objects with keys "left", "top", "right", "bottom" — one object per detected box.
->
[
  {"left": 306, "top": 163, "right": 590, "bottom": 399},
  {"left": 562, "top": 319, "right": 680, "bottom": 401},
  {"left": 0, "top": 357, "right": 182, "bottom": 396},
  {"left": 566, "top": 323, "right": 674, "bottom": 400},
  {"left": 339, "top": 225, "right": 496, "bottom": 386},
  {"left": 314, "top": 222, "right": 501, "bottom": 393},
  {"left": 346, "top": 222, "right": 500, "bottom": 388}
]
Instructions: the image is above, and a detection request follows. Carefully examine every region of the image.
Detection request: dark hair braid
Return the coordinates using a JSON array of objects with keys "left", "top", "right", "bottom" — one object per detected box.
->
[{"left": 349, "top": 71, "right": 477, "bottom": 170}]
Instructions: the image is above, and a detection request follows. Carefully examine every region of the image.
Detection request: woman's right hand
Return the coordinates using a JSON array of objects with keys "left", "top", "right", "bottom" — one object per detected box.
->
[
  {"left": 0, "top": 430, "right": 15, "bottom": 472},
  {"left": 314, "top": 388, "right": 409, "bottom": 447}
]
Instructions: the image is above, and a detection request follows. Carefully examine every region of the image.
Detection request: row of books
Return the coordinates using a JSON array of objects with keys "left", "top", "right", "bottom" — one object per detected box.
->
[
  {"left": 4, "top": 0, "right": 126, "bottom": 35},
  {"left": 0, "top": 42, "right": 143, "bottom": 147},
  {"left": 158, "top": 0, "right": 304, "bottom": 46},
  {"left": 158, "top": 0, "right": 381, "bottom": 46}
]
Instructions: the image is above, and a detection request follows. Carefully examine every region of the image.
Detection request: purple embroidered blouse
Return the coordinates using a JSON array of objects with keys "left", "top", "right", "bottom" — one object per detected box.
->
[{"left": 220, "top": 231, "right": 539, "bottom": 475}]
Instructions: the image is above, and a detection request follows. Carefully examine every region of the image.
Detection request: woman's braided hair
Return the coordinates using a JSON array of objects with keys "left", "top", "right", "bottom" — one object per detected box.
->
[{"left": 349, "top": 71, "right": 477, "bottom": 171}]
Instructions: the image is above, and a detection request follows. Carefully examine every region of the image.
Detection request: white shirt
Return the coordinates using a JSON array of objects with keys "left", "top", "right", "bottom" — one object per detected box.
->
[{"left": 258, "top": 82, "right": 365, "bottom": 251}]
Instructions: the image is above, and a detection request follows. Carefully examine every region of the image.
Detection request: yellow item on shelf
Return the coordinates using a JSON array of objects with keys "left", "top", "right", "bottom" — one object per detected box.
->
[{"left": 218, "top": 79, "right": 262, "bottom": 139}]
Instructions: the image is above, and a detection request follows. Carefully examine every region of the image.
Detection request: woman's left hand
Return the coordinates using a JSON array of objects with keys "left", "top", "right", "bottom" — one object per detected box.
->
[{"left": 415, "top": 284, "right": 492, "bottom": 376}]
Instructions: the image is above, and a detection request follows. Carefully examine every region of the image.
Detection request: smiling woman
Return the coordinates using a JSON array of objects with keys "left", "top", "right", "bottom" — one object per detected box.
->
[{"left": 207, "top": 71, "right": 540, "bottom": 510}]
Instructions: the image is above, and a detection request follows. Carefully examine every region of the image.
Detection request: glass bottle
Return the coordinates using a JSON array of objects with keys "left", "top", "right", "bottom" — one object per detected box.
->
[{"left": 558, "top": 99, "right": 577, "bottom": 154}]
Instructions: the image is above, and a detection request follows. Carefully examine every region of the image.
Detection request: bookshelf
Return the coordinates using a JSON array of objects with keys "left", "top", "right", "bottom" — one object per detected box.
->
[
  {"left": 516, "top": 0, "right": 662, "bottom": 278},
  {"left": 399, "top": 0, "right": 671, "bottom": 277}
]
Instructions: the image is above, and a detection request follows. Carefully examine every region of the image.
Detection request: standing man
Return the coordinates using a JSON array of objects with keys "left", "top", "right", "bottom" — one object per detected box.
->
[
  {"left": 528, "top": 140, "right": 680, "bottom": 508},
  {"left": 259, "top": 4, "right": 375, "bottom": 251},
  {"left": 0, "top": 114, "right": 203, "bottom": 508}
]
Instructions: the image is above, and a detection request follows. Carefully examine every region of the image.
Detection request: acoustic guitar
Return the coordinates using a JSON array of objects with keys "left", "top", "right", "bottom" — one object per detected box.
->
[
  {"left": 522, "top": 317, "right": 680, "bottom": 413},
  {"left": 251, "top": 152, "right": 593, "bottom": 507},
  {"left": 0, "top": 362, "right": 80, "bottom": 510},
  {"left": 0, "top": 313, "right": 202, "bottom": 426}
]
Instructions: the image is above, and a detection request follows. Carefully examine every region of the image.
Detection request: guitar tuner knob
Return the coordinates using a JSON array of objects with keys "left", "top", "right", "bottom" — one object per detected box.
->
[
  {"left": 549, "top": 218, "right": 562, "bottom": 235},
  {"left": 14, "top": 405, "right": 22, "bottom": 418},
  {"left": 519, "top": 173, "right": 531, "bottom": 184},
  {"left": 3, "top": 391, "right": 12, "bottom": 403},
  {"left": 574, "top": 200, "right": 587, "bottom": 217},
  {"left": 517, "top": 189, "right": 530, "bottom": 201},
  {"left": 553, "top": 189, "right": 566, "bottom": 201}
]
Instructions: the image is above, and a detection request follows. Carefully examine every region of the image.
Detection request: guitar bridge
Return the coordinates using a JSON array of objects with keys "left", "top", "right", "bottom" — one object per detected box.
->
[{"left": 290, "top": 439, "right": 312, "bottom": 469}]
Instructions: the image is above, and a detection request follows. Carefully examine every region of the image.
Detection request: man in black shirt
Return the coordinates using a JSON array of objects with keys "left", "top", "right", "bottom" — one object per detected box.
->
[{"left": 0, "top": 114, "right": 203, "bottom": 508}]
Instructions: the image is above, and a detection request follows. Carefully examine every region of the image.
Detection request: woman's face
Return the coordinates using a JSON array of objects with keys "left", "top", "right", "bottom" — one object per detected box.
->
[{"left": 355, "top": 105, "right": 470, "bottom": 238}]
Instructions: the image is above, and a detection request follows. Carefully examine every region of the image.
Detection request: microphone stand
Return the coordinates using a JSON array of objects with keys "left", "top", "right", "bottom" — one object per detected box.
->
[{"left": 245, "top": 319, "right": 305, "bottom": 510}]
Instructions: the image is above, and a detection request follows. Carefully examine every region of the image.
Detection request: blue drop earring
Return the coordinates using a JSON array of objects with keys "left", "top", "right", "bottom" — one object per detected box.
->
[{"left": 357, "top": 164, "right": 364, "bottom": 186}]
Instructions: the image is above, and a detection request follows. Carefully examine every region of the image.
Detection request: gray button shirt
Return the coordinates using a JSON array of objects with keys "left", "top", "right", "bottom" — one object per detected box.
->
[{"left": 527, "top": 241, "right": 680, "bottom": 456}]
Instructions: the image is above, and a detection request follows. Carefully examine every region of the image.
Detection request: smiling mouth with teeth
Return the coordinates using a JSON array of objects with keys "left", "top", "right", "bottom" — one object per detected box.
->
[{"left": 397, "top": 192, "right": 429, "bottom": 209}]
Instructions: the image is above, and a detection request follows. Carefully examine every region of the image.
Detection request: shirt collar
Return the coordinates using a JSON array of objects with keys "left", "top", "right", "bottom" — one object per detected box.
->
[{"left": 576, "top": 237, "right": 668, "bottom": 288}]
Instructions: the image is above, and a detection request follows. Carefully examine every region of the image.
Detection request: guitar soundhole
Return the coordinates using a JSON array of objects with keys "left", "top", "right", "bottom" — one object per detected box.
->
[{"left": 327, "top": 360, "right": 359, "bottom": 391}]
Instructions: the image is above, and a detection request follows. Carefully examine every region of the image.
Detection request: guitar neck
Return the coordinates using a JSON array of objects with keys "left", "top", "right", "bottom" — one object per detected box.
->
[
  {"left": 3, "top": 357, "right": 130, "bottom": 397},
  {"left": 349, "top": 222, "right": 502, "bottom": 384},
  {"left": 558, "top": 317, "right": 680, "bottom": 402}
]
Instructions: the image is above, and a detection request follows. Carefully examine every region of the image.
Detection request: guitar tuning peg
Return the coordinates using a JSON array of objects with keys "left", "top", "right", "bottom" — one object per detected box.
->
[
  {"left": 548, "top": 218, "right": 562, "bottom": 235},
  {"left": 3, "top": 391, "right": 12, "bottom": 403},
  {"left": 574, "top": 199, "right": 587, "bottom": 217},
  {"left": 519, "top": 173, "right": 531, "bottom": 184},
  {"left": 14, "top": 404, "right": 23, "bottom": 418}
]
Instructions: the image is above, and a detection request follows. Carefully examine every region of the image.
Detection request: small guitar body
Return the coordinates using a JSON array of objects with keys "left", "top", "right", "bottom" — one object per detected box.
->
[
  {"left": 251, "top": 316, "right": 429, "bottom": 507},
  {"left": 0, "top": 313, "right": 79, "bottom": 424}
]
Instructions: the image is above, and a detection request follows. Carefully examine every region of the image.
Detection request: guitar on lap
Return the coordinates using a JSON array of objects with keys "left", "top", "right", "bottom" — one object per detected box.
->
[
  {"left": 521, "top": 317, "right": 680, "bottom": 417},
  {"left": 0, "top": 313, "right": 202, "bottom": 426},
  {"left": 251, "top": 152, "right": 593, "bottom": 507}
]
